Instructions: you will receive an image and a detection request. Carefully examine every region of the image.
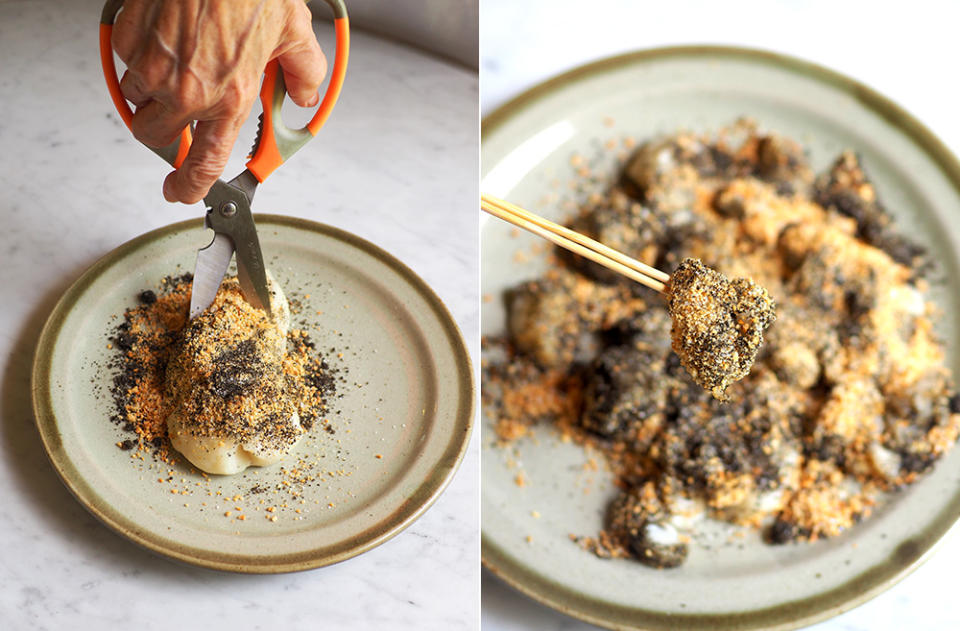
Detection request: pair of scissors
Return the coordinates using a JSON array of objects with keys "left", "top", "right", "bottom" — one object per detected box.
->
[{"left": 98, "top": 0, "right": 349, "bottom": 318}]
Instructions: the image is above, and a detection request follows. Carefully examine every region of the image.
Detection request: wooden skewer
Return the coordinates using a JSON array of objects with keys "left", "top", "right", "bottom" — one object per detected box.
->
[
  {"left": 481, "top": 193, "right": 669, "bottom": 293},
  {"left": 491, "top": 195, "right": 670, "bottom": 283}
]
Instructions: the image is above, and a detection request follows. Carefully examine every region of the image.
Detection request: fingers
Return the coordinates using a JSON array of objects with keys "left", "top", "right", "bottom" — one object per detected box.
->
[
  {"left": 163, "top": 117, "right": 244, "bottom": 204},
  {"left": 113, "top": 0, "right": 323, "bottom": 204},
  {"left": 130, "top": 99, "right": 192, "bottom": 148},
  {"left": 120, "top": 70, "right": 151, "bottom": 108},
  {"left": 276, "top": 13, "right": 327, "bottom": 108},
  {"left": 111, "top": 0, "right": 147, "bottom": 63}
]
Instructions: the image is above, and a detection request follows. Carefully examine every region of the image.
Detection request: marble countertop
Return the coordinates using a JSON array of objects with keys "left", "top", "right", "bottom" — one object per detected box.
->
[
  {"left": 0, "top": 1, "right": 477, "bottom": 629},
  {"left": 481, "top": 1, "right": 960, "bottom": 630}
]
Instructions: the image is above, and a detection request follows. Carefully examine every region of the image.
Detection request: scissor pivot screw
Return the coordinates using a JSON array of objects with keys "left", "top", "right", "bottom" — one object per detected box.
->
[{"left": 220, "top": 202, "right": 238, "bottom": 218}]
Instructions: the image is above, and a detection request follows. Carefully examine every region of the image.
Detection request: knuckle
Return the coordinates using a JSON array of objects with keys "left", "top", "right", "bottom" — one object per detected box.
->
[
  {"left": 167, "top": 88, "right": 191, "bottom": 113},
  {"left": 137, "top": 64, "right": 168, "bottom": 94},
  {"left": 185, "top": 161, "right": 224, "bottom": 190},
  {"left": 293, "top": 0, "right": 312, "bottom": 19},
  {"left": 120, "top": 72, "right": 149, "bottom": 100},
  {"left": 111, "top": 17, "right": 136, "bottom": 61},
  {"left": 221, "top": 81, "right": 250, "bottom": 110},
  {"left": 111, "top": 35, "right": 133, "bottom": 64},
  {"left": 168, "top": 76, "right": 201, "bottom": 113},
  {"left": 294, "top": 4, "right": 317, "bottom": 33},
  {"left": 119, "top": 73, "right": 137, "bottom": 96}
]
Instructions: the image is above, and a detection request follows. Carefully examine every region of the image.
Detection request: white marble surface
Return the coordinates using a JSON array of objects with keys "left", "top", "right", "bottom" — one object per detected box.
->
[
  {"left": 0, "top": 1, "right": 477, "bottom": 629},
  {"left": 481, "top": 1, "right": 960, "bottom": 629}
]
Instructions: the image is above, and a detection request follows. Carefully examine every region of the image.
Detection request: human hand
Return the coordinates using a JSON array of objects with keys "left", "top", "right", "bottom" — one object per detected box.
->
[{"left": 112, "top": 0, "right": 327, "bottom": 203}]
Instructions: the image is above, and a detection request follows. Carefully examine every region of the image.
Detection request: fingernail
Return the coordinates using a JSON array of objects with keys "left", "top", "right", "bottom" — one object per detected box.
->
[{"left": 307, "top": 93, "right": 319, "bottom": 107}]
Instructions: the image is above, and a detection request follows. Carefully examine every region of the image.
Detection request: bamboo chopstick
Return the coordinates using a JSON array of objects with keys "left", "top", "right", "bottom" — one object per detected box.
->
[{"left": 481, "top": 193, "right": 669, "bottom": 293}]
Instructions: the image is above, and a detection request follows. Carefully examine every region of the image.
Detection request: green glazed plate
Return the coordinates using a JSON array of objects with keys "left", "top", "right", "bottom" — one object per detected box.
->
[
  {"left": 481, "top": 46, "right": 960, "bottom": 630},
  {"left": 33, "top": 214, "right": 473, "bottom": 573}
]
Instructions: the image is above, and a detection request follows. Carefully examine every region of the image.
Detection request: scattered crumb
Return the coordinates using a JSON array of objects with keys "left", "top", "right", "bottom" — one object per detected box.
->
[{"left": 483, "top": 119, "right": 957, "bottom": 568}]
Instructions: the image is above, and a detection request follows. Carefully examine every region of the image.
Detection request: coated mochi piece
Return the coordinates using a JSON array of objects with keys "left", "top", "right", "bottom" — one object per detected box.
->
[
  {"left": 667, "top": 258, "right": 776, "bottom": 399},
  {"left": 165, "top": 272, "right": 300, "bottom": 475}
]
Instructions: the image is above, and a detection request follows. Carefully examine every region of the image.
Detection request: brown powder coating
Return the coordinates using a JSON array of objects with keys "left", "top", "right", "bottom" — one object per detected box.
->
[
  {"left": 482, "top": 119, "right": 960, "bottom": 568},
  {"left": 109, "top": 275, "right": 336, "bottom": 463},
  {"left": 166, "top": 278, "right": 300, "bottom": 451},
  {"left": 667, "top": 258, "right": 775, "bottom": 399}
]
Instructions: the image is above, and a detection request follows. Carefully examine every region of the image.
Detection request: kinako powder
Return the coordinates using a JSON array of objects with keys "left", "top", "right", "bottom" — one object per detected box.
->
[
  {"left": 108, "top": 274, "right": 337, "bottom": 467},
  {"left": 482, "top": 120, "right": 960, "bottom": 568},
  {"left": 666, "top": 257, "right": 776, "bottom": 400}
]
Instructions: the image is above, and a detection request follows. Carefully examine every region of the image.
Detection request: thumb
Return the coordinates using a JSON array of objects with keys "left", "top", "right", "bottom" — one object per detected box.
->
[{"left": 276, "top": 19, "right": 327, "bottom": 108}]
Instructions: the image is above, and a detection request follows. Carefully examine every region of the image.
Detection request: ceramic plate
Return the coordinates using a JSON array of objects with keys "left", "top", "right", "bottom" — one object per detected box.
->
[
  {"left": 33, "top": 214, "right": 473, "bottom": 573},
  {"left": 481, "top": 47, "right": 960, "bottom": 630}
]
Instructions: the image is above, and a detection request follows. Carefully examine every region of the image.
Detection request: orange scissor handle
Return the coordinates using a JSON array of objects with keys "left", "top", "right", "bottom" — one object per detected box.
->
[
  {"left": 247, "top": 10, "right": 349, "bottom": 182},
  {"left": 99, "top": 0, "right": 191, "bottom": 168},
  {"left": 98, "top": 0, "right": 349, "bottom": 178}
]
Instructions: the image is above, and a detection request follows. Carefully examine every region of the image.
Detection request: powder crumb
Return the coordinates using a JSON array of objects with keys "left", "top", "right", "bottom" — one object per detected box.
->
[
  {"left": 483, "top": 120, "right": 959, "bottom": 569},
  {"left": 105, "top": 274, "right": 346, "bottom": 520},
  {"left": 667, "top": 258, "right": 775, "bottom": 399}
]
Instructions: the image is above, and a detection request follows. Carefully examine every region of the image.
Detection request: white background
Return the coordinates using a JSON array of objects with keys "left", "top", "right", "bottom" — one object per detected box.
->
[{"left": 481, "top": 1, "right": 960, "bottom": 629}]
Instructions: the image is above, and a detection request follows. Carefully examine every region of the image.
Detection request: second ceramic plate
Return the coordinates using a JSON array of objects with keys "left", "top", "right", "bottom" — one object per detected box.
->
[
  {"left": 481, "top": 47, "right": 960, "bottom": 630},
  {"left": 34, "top": 214, "right": 474, "bottom": 573}
]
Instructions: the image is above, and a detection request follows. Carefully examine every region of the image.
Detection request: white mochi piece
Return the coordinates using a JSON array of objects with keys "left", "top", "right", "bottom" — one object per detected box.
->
[{"left": 166, "top": 271, "right": 301, "bottom": 475}]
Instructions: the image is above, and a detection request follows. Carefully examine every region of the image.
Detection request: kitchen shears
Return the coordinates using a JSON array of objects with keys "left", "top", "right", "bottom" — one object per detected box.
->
[{"left": 98, "top": 0, "right": 349, "bottom": 318}]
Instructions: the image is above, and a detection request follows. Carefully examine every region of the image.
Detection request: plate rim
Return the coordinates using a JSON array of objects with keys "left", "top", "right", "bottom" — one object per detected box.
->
[
  {"left": 481, "top": 44, "right": 960, "bottom": 630},
  {"left": 32, "top": 213, "right": 475, "bottom": 574}
]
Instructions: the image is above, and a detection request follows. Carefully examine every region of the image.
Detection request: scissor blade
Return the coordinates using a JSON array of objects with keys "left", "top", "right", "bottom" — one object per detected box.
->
[
  {"left": 189, "top": 231, "right": 235, "bottom": 319},
  {"left": 203, "top": 172, "right": 271, "bottom": 316},
  {"left": 235, "top": 231, "right": 272, "bottom": 315}
]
